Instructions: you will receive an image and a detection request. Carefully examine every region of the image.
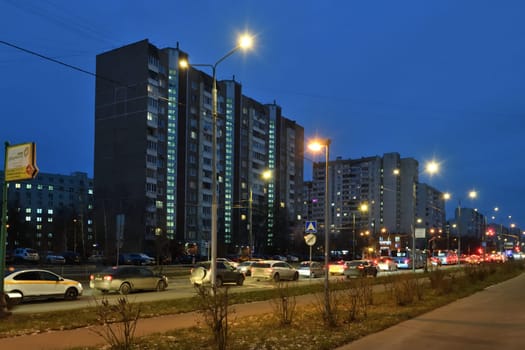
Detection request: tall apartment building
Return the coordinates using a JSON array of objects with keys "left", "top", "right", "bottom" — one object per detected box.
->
[
  {"left": 94, "top": 39, "right": 303, "bottom": 257},
  {"left": 0, "top": 171, "right": 94, "bottom": 255},
  {"left": 305, "top": 152, "right": 444, "bottom": 256}
]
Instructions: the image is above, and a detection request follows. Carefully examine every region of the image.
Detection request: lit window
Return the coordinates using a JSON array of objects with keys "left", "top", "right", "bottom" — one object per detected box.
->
[
  {"left": 25, "top": 208, "right": 31, "bottom": 213},
  {"left": 48, "top": 218, "right": 53, "bottom": 222},
  {"left": 15, "top": 183, "right": 21, "bottom": 189},
  {"left": 25, "top": 216, "right": 31, "bottom": 222},
  {"left": 26, "top": 184, "right": 32, "bottom": 189},
  {"left": 47, "top": 209, "right": 53, "bottom": 215},
  {"left": 48, "top": 185, "right": 54, "bottom": 191}
]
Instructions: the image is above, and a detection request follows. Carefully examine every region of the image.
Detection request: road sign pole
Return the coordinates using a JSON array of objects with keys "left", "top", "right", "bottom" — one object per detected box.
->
[{"left": 1, "top": 142, "right": 10, "bottom": 316}]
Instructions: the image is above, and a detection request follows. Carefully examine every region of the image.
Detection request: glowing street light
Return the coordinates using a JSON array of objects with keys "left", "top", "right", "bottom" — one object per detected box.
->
[
  {"left": 308, "top": 137, "right": 333, "bottom": 325},
  {"left": 180, "top": 33, "right": 254, "bottom": 288},
  {"left": 447, "top": 190, "right": 477, "bottom": 264}
]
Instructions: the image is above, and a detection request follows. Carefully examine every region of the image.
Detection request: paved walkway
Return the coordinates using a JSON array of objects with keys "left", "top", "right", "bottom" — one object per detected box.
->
[
  {"left": 1, "top": 273, "right": 524, "bottom": 349},
  {"left": 336, "top": 272, "right": 525, "bottom": 350}
]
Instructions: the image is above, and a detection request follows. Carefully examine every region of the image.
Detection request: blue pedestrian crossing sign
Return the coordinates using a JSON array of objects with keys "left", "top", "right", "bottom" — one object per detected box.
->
[{"left": 305, "top": 221, "right": 317, "bottom": 233}]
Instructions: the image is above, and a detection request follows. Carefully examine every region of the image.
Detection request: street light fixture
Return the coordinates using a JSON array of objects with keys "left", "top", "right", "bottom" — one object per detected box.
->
[
  {"left": 352, "top": 203, "right": 368, "bottom": 259},
  {"left": 180, "top": 33, "right": 254, "bottom": 288},
  {"left": 308, "top": 138, "right": 333, "bottom": 325},
  {"left": 447, "top": 190, "right": 477, "bottom": 264}
]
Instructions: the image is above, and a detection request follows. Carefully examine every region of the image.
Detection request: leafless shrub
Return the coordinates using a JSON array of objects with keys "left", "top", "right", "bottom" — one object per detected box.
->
[
  {"left": 340, "top": 277, "right": 373, "bottom": 322},
  {"left": 91, "top": 296, "right": 141, "bottom": 350},
  {"left": 384, "top": 273, "right": 420, "bottom": 306},
  {"left": 195, "top": 285, "right": 233, "bottom": 350},
  {"left": 313, "top": 279, "right": 339, "bottom": 327},
  {"left": 270, "top": 281, "right": 297, "bottom": 326}
]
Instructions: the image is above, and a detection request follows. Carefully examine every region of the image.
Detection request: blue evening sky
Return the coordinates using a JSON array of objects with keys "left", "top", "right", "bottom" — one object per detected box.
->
[{"left": 1, "top": 0, "right": 524, "bottom": 228}]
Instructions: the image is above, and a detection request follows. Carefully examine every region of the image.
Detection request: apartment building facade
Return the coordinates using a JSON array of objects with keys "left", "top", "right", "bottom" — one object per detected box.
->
[
  {"left": 304, "top": 152, "right": 445, "bottom": 256},
  {"left": 94, "top": 39, "right": 303, "bottom": 258},
  {"left": 0, "top": 171, "right": 94, "bottom": 255}
]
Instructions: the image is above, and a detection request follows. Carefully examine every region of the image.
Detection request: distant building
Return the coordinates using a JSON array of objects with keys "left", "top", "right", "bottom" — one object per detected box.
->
[
  {"left": 304, "top": 152, "right": 446, "bottom": 256},
  {"left": 0, "top": 171, "right": 94, "bottom": 255},
  {"left": 94, "top": 39, "right": 303, "bottom": 257}
]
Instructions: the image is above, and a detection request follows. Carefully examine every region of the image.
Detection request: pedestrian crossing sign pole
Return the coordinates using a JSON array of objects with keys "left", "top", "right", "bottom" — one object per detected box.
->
[{"left": 305, "top": 221, "right": 317, "bottom": 234}]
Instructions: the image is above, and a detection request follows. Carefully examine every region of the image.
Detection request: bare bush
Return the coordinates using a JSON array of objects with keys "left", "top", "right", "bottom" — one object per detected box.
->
[
  {"left": 92, "top": 296, "right": 141, "bottom": 350},
  {"left": 270, "top": 281, "right": 297, "bottom": 326},
  {"left": 313, "top": 279, "right": 340, "bottom": 328},
  {"left": 385, "top": 274, "right": 420, "bottom": 306},
  {"left": 195, "top": 285, "right": 233, "bottom": 350},
  {"left": 341, "top": 277, "right": 373, "bottom": 322}
]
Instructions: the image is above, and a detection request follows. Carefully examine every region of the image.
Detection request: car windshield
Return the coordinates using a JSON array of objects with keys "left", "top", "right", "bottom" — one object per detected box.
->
[{"left": 349, "top": 261, "right": 366, "bottom": 267}]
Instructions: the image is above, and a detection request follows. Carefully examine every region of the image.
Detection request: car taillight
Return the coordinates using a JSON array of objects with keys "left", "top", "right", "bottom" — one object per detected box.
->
[
  {"left": 103, "top": 275, "right": 113, "bottom": 281},
  {"left": 89, "top": 274, "right": 94, "bottom": 280}
]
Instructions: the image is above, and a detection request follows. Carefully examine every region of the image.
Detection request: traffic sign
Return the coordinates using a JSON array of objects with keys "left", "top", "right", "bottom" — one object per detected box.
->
[{"left": 305, "top": 221, "right": 317, "bottom": 233}]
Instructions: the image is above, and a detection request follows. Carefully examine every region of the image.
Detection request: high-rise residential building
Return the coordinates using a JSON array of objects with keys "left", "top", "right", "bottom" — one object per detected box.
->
[
  {"left": 94, "top": 39, "right": 303, "bottom": 258},
  {"left": 0, "top": 171, "right": 94, "bottom": 255},
  {"left": 305, "top": 152, "right": 444, "bottom": 256}
]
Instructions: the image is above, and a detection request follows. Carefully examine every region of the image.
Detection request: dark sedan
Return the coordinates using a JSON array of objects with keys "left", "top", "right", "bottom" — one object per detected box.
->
[{"left": 343, "top": 260, "right": 378, "bottom": 278}]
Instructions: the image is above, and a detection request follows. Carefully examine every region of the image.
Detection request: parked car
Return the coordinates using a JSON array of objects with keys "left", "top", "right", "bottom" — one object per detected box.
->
[
  {"left": 297, "top": 261, "right": 325, "bottom": 278},
  {"left": 190, "top": 261, "right": 245, "bottom": 287},
  {"left": 87, "top": 254, "right": 108, "bottom": 265},
  {"left": 251, "top": 260, "right": 299, "bottom": 282},
  {"left": 376, "top": 257, "right": 397, "bottom": 271},
  {"left": 4, "top": 268, "right": 83, "bottom": 303},
  {"left": 343, "top": 260, "right": 378, "bottom": 278},
  {"left": 60, "top": 251, "right": 81, "bottom": 264},
  {"left": 13, "top": 248, "right": 39, "bottom": 263},
  {"left": 119, "top": 253, "right": 155, "bottom": 266},
  {"left": 43, "top": 251, "right": 66, "bottom": 265},
  {"left": 90, "top": 266, "right": 168, "bottom": 294},
  {"left": 328, "top": 260, "right": 351, "bottom": 275}
]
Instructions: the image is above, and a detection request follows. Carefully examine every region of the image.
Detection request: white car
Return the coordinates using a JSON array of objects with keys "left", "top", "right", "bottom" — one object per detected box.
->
[
  {"left": 376, "top": 257, "right": 398, "bottom": 271},
  {"left": 297, "top": 261, "right": 325, "bottom": 278},
  {"left": 251, "top": 260, "right": 299, "bottom": 282},
  {"left": 4, "top": 269, "right": 83, "bottom": 303}
]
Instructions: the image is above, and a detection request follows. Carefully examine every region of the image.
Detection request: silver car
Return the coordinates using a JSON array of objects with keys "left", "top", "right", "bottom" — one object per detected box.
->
[
  {"left": 89, "top": 266, "right": 168, "bottom": 294},
  {"left": 251, "top": 260, "right": 299, "bottom": 282},
  {"left": 297, "top": 261, "right": 325, "bottom": 278}
]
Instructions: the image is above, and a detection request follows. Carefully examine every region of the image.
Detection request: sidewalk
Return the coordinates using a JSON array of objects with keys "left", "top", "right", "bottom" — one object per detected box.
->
[
  {"left": 336, "top": 272, "right": 525, "bottom": 350},
  {"left": 1, "top": 273, "right": 524, "bottom": 350}
]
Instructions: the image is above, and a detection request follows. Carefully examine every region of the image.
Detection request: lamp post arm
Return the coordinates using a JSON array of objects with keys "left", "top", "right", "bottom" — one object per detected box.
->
[{"left": 214, "top": 46, "right": 241, "bottom": 69}]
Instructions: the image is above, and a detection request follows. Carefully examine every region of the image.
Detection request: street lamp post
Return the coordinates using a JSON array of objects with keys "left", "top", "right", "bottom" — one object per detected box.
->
[
  {"left": 451, "top": 190, "right": 477, "bottom": 265},
  {"left": 180, "top": 34, "right": 253, "bottom": 287},
  {"left": 308, "top": 138, "right": 333, "bottom": 325},
  {"left": 352, "top": 203, "right": 368, "bottom": 259}
]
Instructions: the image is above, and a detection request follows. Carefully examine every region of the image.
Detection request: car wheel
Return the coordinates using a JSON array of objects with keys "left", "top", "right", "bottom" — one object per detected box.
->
[
  {"left": 216, "top": 277, "right": 223, "bottom": 287},
  {"left": 64, "top": 287, "right": 79, "bottom": 300},
  {"left": 273, "top": 273, "right": 280, "bottom": 282},
  {"left": 119, "top": 283, "right": 131, "bottom": 295},
  {"left": 236, "top": 275, "right": 244, "bottom": 286},
  {"left": 156, "top": 280, "right": 167, "bottom": 291},
  {"left": 293, "top": 272, "right": 299, "bottom": 281}
]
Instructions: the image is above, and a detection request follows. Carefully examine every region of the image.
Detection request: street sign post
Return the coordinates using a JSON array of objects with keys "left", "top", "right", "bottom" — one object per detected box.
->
[{"left": 1, "top": 142, "right": 39, "bottom": 317}]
